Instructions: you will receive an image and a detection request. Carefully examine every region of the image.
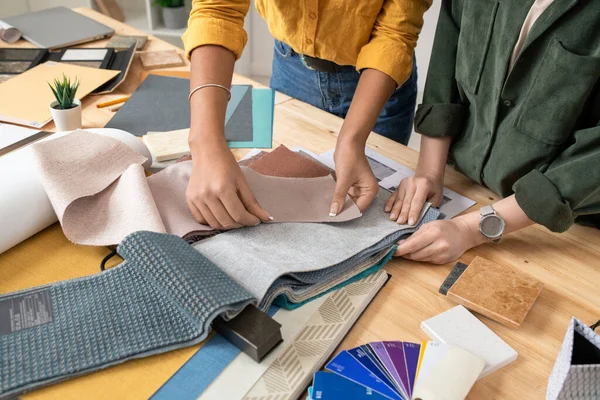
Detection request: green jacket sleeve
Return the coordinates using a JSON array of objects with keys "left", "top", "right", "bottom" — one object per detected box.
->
[
  {"left": 513, "top": 89, "right": 600, "bottom": 232},
  {"left": 414, "top": 0, "right": 468, "bottom": 138}
]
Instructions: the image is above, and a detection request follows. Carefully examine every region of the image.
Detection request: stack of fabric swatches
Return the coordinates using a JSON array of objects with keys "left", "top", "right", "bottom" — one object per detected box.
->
[
  {"left": 0, "top": 131, "right": 441, "bottom": 399},
  {"left": 309, "top": 341, "right": 486, "bottom": 400}
]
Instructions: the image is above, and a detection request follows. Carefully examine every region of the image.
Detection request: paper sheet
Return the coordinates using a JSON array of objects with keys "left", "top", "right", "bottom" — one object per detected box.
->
[
  {"left": 412, "top": 346, "right": 485, "bottom": 400},
  {"left": 0, "top": 62, "right": 119, "bottom": 128},
  {"left": 317, "top": 148, "right": 477, "bottom": 219},
  {"left": 0, "top": 123, "right": 49, "bottom": 156}
]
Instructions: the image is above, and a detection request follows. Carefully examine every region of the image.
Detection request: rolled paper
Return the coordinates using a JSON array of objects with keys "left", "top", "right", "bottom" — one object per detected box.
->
[{"left": 0, "top": 26, "right": 21, "bottom": 43}]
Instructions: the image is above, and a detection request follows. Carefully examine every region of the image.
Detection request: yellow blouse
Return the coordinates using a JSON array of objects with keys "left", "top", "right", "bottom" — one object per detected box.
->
[{"left": 182, "top": 0, "right": 431, "bottom": 86}]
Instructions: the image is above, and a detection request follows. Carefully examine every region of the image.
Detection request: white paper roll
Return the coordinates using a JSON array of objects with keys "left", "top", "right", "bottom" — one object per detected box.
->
[{"left": 0, "top": 128, "right": 150, "bottom": 254}]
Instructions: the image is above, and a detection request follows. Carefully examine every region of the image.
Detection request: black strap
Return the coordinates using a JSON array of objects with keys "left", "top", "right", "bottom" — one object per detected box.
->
[
  {"left": 591, "top": 320, "right": 600, "bottom": 332},
  {"left": 100, "top": 248, "right": 118, "bottom": 271}
]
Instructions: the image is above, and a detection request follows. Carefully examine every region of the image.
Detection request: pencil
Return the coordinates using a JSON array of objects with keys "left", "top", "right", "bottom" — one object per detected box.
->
[{"left": 96, "top": 96, "right": 130, "bottom": 108}]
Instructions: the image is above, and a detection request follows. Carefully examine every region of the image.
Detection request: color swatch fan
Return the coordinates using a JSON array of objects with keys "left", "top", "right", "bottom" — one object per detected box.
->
[{"left": 312, "top": 341, "right": 486, "bottom": 400}]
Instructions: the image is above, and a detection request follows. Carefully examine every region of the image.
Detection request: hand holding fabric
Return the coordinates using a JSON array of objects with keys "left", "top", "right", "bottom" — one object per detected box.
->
[
  {"left": 385, "top": 172, "right": 443, "bottom": 225},
  {"left": 393, "top": 218, "right": 478, "bottom": 264},
  {"left": 186, "top": 143, "right": 271, "bottom": 230},
  {"left": 330, "top": 145, "right": 379, "bottom": 215}
]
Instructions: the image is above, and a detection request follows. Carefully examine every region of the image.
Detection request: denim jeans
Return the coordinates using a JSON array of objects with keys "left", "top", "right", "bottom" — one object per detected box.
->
[{"left": 270, "top": 40, "right": 418, "bottom": 145}]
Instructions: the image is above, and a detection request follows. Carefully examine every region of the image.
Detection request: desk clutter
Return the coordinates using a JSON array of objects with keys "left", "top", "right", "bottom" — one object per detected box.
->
[{"left": 0, "top": 128, "right": 441, "bottom": 398}]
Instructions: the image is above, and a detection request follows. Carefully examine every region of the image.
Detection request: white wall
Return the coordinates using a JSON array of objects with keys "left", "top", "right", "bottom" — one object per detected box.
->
[
  {"left": 415, "top": 1, "right": 441, "bottom": 91},
  {"left": 0, "top": 0, "right": 92, "bottom": 17},
  {"left": 0, "top": 1, "right": 30, "bottom": 17}
]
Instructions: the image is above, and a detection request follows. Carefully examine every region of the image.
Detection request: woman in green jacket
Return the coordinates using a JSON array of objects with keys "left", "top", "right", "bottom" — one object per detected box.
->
[{"left": 389, "top": 0, "right": 600, "bottom": 264}]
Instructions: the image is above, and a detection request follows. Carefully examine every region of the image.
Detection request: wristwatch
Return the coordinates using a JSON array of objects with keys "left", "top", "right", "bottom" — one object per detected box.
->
[{"left": 479, "top": 205, "right": 505, "bottom": 243}]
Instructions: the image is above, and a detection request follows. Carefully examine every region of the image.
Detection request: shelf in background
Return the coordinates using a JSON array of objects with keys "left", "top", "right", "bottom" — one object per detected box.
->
[{"left": 150, "top": 24, "right": 186, "bottom": 38}]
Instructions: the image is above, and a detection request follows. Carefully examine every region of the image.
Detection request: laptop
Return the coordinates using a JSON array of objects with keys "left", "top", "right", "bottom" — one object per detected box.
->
[{"left": 1, "top": 7, "right": 114, "bottom": 49}]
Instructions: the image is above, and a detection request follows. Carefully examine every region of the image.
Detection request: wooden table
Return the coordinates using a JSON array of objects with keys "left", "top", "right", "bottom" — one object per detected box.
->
[{"left": 1, "top": 8, "right": 599, "bottom": 400}]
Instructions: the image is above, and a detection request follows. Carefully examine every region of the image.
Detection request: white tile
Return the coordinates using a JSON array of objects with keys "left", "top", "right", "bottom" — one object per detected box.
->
[{"left": 421, "top": 305, "right": 518, "bottom": 378}]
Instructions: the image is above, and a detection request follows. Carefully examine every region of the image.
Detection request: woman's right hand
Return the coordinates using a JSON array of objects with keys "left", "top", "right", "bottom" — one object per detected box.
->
[
  {"left": 186, "top": 140, "right": 272, "bottom": 230},
  {"left": 385, "top": 172, "right": 444, "bottom": 225}
]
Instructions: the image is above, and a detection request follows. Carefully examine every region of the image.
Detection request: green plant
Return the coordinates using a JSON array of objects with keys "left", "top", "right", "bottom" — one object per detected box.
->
[
  {"left": 153, "top": 0, "right": 184, "bottom": 7},
  {"left": 48, "top": 74, "right": 80, "bottom": 110}
]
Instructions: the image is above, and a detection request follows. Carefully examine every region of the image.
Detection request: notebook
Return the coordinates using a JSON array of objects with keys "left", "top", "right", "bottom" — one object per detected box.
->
[{"left": 0, "top": 46, "right": 136, "bottom": 94}]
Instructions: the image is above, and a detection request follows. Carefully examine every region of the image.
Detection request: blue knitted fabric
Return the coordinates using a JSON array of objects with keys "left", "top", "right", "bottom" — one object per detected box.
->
[{"left": 0, "top": 231, "right": 254, "bottom": 399}]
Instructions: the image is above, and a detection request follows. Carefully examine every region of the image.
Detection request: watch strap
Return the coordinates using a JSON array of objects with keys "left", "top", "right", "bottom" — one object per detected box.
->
[{"left": 480, "top": 205, "right": 496, "bottom": 217}]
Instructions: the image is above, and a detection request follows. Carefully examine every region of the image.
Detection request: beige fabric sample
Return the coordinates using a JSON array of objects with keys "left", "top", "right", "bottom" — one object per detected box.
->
[
  {"left": 509, "top": 0, "right": 555, "bottom": 70},
  {"left": 32, "top": 131, "right": 165, "bottom": 245},
  {"left": 32, "top": 131, "right": 362, "bottom": 246},
  {"left": 147, "top": 162, "right": 361, "bottom": 238}
]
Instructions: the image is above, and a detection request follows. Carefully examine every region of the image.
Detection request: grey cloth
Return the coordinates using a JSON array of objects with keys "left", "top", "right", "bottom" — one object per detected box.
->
[
  {"left": 194, "top": 191, "right": 439, "bottom": 311},
  {"left": 0, "top": 231, "right": 254, "bottom": 400},
  {"left": 105, "top": 75, "right": 253, "bottom": 141}
]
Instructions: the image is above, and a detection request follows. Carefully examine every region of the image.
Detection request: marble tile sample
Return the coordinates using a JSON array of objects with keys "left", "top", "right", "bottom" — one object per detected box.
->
[
  {"left": 446, "top": 256, "right": 543, "bottom": 329},
  {"left": 421, "top": 305, "right": 518, "bottom": 378}
]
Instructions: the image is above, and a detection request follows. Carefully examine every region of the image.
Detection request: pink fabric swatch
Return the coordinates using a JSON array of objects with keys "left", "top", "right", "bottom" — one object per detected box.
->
[{"left": 32, "top": 131, "right": 361, "bottom": 246}]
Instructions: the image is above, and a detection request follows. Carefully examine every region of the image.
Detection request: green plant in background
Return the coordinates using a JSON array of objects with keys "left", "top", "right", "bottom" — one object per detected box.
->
[
  {"left": 154, "top": 0, "right": 185, "bottom": 7},
  {"left": 48, "top": 74, "right": 80, "bottom": 110}
]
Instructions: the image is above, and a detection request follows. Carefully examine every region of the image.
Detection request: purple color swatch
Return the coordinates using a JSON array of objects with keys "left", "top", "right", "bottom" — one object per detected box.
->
[
  {"left": 402, "top": 342, "right": 421, "bottom": 394},
  {"left": 369, "top": 342, "right": 408, "bottom": 397},
  {"left": 383, "top": 341, "right": 412, "bottom": 397}
]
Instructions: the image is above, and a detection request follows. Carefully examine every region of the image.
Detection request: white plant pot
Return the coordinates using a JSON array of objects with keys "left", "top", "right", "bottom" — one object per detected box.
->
[
  {"left": 161, "top": 6, "right": 187, "bottom": 30},
  {"left": 49, "top": 99, "right": 82, "bottom": 132}
]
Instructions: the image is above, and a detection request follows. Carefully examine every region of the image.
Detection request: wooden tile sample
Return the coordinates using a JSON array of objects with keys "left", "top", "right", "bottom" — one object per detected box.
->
[
  {"left": 139, "top": 50, "right": 184, "bottom": 70},
  {"left": 446, "top": 256, "right": 543, "bottom": 329}
]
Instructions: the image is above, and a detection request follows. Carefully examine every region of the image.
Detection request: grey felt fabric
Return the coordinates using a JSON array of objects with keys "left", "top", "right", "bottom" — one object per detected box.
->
[
  {"left": 194, "top": 191, "right": 439, "bottom": 311},
  {"left": 105, "top": 75, "right": 252, "bottom": 140},
  {"left": 0, "top": 231, "right": 254, "bottom": 400},
  {"left": 224, "top": 84, "right": 253, "bottom": 142}
]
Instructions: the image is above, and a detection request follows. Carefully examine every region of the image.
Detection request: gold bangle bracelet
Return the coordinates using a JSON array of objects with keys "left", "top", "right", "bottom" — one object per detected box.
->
[{"left": 188, "top": 84, "right": 232, "bottom": 102}]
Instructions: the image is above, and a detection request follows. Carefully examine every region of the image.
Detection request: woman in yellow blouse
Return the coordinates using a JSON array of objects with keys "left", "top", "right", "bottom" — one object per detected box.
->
[{"left": 182, "top": 0, "right": 430, "bottom": 230}]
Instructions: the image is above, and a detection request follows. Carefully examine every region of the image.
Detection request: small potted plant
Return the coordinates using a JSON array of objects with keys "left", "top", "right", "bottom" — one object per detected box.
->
[
  {"left": 48, "top": 74, "right": 81, "bottom": 132},
  {"left": 155, "top": 0, "right": 187, "bottom": 30}
]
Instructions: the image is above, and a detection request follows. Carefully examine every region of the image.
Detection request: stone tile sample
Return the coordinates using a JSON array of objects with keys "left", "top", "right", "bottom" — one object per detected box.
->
[{"left": 446, "top": 256, "right": 543, "bottom": 329}]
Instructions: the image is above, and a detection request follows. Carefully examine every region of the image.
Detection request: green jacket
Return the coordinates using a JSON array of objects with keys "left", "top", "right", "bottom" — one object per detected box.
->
[{"left": 415, "top": 0, "right": 600, "bottom": 232}]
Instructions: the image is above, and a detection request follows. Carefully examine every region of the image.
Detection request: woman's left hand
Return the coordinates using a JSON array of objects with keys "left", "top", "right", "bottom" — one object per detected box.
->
[{"left": 394, "top": 218, "right": 482, "bottom": 264}]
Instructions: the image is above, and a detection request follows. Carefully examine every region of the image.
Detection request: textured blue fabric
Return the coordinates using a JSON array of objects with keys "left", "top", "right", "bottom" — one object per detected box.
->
[
  {"left": 269, "top": 40, "right": 418, "bottom": 145},
  {"left": 274, "top": 246, "right": 397, "bottom": 310},
  {"left": 151, "top": 306, "right": 279, "bottom": 400},
  {"left": 0, "top": 232, "right": 254, "bottom": 400}
]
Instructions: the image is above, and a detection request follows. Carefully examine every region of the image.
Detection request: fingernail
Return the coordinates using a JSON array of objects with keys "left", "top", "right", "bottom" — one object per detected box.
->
[
  {"left": 329, "top": 202, "right": 339, "bottom": 217},
  {"left": 268, "top": 215, "right": 274, "bottom": 221},
  {"left": 390, "top": 213, "right": 397, "bottom": 220},
  {"left": 397, "top": 216, "right": 405, "bottom": 224},
  {"left": 408, "top": 218, "right": 415, "bottom": 225},
  {"left": 384, "top": 206, "right": 391, "bottom": 212},
  {"left": 398, "top": 240, "right": 406, "bottom": 245},
  {"left": 254, "top": 221, "right": 261, "bottom": 226}
]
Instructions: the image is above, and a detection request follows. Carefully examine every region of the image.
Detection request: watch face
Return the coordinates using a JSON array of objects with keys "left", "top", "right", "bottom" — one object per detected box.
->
[{"left": 481, "top": 215, "right": 505, "bottom": 238}]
